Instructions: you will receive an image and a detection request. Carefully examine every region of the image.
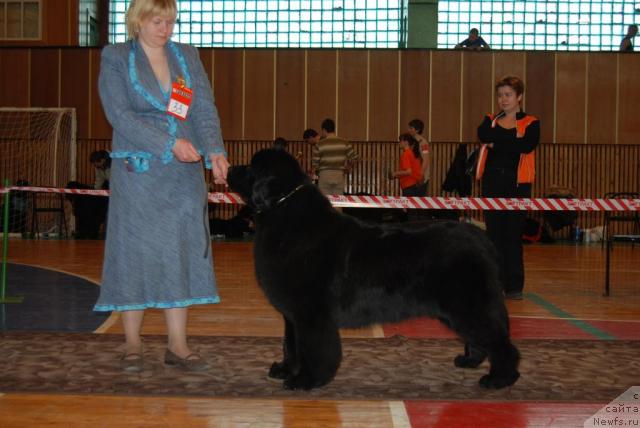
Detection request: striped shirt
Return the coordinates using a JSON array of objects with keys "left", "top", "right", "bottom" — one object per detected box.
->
[
  {"left": 416, "top": 134, "right": 430, "bottom": 181},
  {"left": 312, "top": 136, "right": 359, "bottom": 171}
]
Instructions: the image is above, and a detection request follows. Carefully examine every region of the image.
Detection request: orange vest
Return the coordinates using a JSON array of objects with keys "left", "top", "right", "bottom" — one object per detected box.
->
[{"left": 475, "top": 113, "right": 538, "bottom": 184}]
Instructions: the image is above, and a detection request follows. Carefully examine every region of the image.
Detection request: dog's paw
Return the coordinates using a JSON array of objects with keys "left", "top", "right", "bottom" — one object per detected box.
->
[
  {"left": 454, "top": 354, "right": 484, "bottom": 368},
  {"left": 478, "top": 371, "right": 520, "bottom": 389},
  {"left": 268, "top": 361, "right": 290, "bottom": 380}
]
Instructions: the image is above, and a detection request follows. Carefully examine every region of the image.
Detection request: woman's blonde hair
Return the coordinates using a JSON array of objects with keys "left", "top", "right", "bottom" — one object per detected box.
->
[{"left": 126, "top": 0, "right": 177, "bottom": 39}]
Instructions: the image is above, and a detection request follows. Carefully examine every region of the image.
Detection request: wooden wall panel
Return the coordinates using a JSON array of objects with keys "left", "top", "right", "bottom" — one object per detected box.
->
[
  {"left": 399, "top": 50, "right": 429, "bottom": 137},
  {"left": 275, "top": 50, "right": 305, "bottom": 141},
  {"left": 337, "top": 50, "right": 368, "bottom": 141},
  {"left": 199, "top": 49, "right": 213, "bottom": 83},
  {"left": 67, "top": 0, "right": 79, "bottom": 46},
  {"left": 0, "top": 49, "right": 30, "bottom": 107},
  {"left": 525, "top": 52, "right": 555, "bottom": 143},
  {"left": 30, "top": 49, "right": 59, "bottom": 107},
  {"left": 617, "top": 54, "right": 640, "bottom": 145},
  {"left": 60, "top": 49, "right": 90, "bottom": 139},
  {"left": 43, "top": 0, "right": 74, "bottom": 46},
  {"left": 556, "top": 53, "right": 587, "bottom": 144},
  {"left": 369, "top": 50, "right": 399, "bottom": 141},
  {"left": 306, "top": 50, "right": 336, "bottom": 132},
  {"left": 213, "top": 50, "right": 244, "bottom": 140},
  {"left": 244, "top": 50, "right": 275, "bottom": 140},
  {"left": 430, "top": 50, "right": 461, "bottom": 142},
  {"left": 461, "top": 51, "right": 493, "bottom": 142},
  {"left": 494, "top": 51, "right": 525, "bottom": 83},
  {"left": 0, "top": 0, "right": 76, "bottom": 46},
  {"left": 90, "top": 48, "right": 111, "bottom": 139},
  {"left": 5, "top": 47, "right": 640, "bottom": 146},
  {"left": 587, "top": 53, "right": 617, "bottom": 145}
]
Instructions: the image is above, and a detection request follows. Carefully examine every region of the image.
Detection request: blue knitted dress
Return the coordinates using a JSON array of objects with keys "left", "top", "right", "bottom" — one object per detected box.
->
[{"left": 94, "top": 40, "right": 224, "bottom": 311}]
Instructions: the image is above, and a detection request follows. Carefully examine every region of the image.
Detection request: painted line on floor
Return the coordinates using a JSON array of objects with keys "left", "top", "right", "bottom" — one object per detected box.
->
[
  {"left": 389, "top": 401, "right": 411, "bottom": 428},
  {"left": 371, "top": 324, "right": 385, "bottom": 338},
  {"left": 525, "top": 292, "right": 617, "bottom": 340},
  {"left": 511, "top": 315, "right": 640, "bottom": 323}
]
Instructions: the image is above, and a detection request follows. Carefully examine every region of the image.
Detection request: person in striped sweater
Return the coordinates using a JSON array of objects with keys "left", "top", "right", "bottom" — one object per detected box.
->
[{"left": 312, "top": 118, "right": 359, "bottom": 196}]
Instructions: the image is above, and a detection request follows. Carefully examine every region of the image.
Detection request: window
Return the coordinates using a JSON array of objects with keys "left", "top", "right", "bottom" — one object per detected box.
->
[
  {"left": 438, "top": 0, "right": 639, "bottom": 51},
  {"left": 109, "top": 0, "right": 408, "bottom": 48},
  {"left": 0, "top": 0, "right": 40, "bottom": 40}
]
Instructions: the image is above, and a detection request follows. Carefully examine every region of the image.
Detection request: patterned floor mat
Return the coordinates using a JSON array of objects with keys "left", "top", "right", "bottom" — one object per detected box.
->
[{"left": 1, "top": 332, "right": 638, "bottom": 401}]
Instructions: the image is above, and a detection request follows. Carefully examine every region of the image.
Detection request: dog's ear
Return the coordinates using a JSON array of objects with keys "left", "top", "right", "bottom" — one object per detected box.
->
[{"left": 251, "top": 176, "right": 278, "bottom": 211}]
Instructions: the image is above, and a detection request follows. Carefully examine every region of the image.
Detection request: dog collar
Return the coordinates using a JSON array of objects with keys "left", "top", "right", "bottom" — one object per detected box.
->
[{"left": 276, "top": 184, "right": 306, "bottom": 206}]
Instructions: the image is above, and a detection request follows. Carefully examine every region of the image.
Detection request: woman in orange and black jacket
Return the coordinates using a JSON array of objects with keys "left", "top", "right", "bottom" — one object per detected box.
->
[{"left": 477, "top": 76, "right": 540, "bottom": 300}]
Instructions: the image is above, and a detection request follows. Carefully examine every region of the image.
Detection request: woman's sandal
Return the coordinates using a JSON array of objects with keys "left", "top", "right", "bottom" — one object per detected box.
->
[
  {"left": 164, "top": 349, "right": 210, "bottom": 372},
  {"left": 119, "top": 351, "right": 144, "bottom": 373}
]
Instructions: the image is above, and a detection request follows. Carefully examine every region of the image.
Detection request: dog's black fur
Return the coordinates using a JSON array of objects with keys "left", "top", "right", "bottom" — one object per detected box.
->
[{"left": 227, "top": 149, "right": 520, "bottom": 391}]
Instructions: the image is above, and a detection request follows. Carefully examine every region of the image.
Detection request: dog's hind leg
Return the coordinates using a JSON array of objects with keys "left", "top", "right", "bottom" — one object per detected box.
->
[
  {"left": 454, "top": 343, "right": 488, "bottom": 368},
  {"left": 476, "top": 305, "right": 520, "bottom": 389},
  {"left": 479, "top": 339, "right": 520, "bottom": 389},
  {"left": 269, "top": 316, "right": 299, "bottom": 380},
  {"left": 438, "top": 317, "right": 488, "bottom": 368},
  {"left": 445, "top": 307, "right": 520, "bottom": 389},
  {"left": 283, "top": 316, "right": 342, "bottom": 391}
]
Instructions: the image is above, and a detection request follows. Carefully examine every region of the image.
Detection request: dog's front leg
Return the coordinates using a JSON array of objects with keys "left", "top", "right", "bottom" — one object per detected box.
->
[
  {"left": 268, "top": 316, "right": 298, "bottom": 380},
  {"left": 283, "top": 315, "right": 341, "bottom": 390}
]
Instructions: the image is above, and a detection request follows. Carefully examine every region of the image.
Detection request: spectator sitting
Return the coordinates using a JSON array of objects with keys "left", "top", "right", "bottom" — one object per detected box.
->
[
  {"left": 2, "top": 179, "right": 30, "bottom": 236},
  {"left": 303, "top": 128, "right": 320, "bottom": 145},
  {"left": 273, "top": 137, "right": 288, "bottom": 150},
  {"left": 89, "top": 150, "right": 111, "bottom": 190},
  {"left": 455, "top": 28, "right": 490, "bottom": 51},
  {"left": 620, "top": 24, "right": 638, "bottom": 52},
  {"left": 301, "top": 128, "right": 320, "bottom": 178},
  {"left": 209, "top": 206, "right": 254, "bottom": 239},
  {"left": 66, "top": 181, "right": 108, "bottom": 239}
]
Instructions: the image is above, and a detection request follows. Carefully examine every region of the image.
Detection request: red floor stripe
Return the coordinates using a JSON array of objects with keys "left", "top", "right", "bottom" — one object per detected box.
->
[
  {"left": 587, "top": 320, "right": 640, "bottom": 340},
  {"left": 383, "top": 317, "right": 640, "bottom": 340},
  {"left": 404, "top": 400, "right": 605, "bottom": 428},
  {"left": 382, "top": 317, "right": 596, "bottom": 340}
]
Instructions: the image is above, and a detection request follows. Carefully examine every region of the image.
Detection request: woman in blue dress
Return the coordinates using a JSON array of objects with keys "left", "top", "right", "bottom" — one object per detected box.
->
[{"left": 94, "top": 0, "right": 229, "bottom": 373}]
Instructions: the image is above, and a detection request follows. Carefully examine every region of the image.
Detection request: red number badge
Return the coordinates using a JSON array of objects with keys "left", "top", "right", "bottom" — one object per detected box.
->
[{"left": 167, "top": 81, "right": 193, "bottom": 121}]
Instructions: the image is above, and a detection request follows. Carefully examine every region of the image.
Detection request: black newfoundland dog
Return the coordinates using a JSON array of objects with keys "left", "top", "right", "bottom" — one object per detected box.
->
[{"left": 227, "top": 149, "right": 520, "bottom": 391}]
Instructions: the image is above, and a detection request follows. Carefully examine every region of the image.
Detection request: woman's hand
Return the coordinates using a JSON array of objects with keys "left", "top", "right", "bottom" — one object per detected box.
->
[
  {"left": 172, "top": 138, "right": 202, "bottom": 162},
  {"left": 209, "top": 153, "right": 229, "bottom": 185}
]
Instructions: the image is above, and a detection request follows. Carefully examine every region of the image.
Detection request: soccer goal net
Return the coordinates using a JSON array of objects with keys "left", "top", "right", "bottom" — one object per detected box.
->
[{"left": 0, "top": 108, "right": 76, "bottom": 236}]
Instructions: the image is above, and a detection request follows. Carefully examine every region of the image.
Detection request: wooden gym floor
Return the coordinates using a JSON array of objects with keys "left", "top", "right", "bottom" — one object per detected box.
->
[{"left": 1, "top": 238, "right": 639, "bottom": 427}]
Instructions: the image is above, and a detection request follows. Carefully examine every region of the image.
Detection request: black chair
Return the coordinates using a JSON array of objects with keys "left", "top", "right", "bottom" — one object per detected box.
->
[
  {"left": 602, "top": 192, "right": 640, "bottom": 249},
  {"left": 30, "top": 192, "right": 68, "bottom": 239},
  {"left": 605, "top": 234, "right": 640, "bottom": 296}
]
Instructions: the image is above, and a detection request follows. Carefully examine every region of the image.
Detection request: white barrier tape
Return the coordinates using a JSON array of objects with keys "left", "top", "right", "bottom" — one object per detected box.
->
[
  {"left": 2, "top": 186, "right": 110, "bottom": 196},
  {"left": 1, "top": 186, "right": 639, "bottom": 211},
  {"left": 329, "top": 194, "right": 640, "bottom": 211}
]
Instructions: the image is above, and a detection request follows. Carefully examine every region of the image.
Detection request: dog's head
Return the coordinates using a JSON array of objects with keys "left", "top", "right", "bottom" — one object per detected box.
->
[{"left": 228, "top": 148, "right": 310, "bottom": 212}]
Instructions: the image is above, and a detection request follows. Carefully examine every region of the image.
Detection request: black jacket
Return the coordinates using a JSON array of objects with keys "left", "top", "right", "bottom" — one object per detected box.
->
[{"left": 442, "top": 144, "right": 472, "bottom": 197}]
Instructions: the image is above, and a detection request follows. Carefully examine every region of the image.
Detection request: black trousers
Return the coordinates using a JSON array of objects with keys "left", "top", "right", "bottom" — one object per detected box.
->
[
  {"left": 482, "top": 168, "right": 531, "bottom": 294},
  {"left": 402, "top": 181, "right": 428, "bottom": 221}
]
